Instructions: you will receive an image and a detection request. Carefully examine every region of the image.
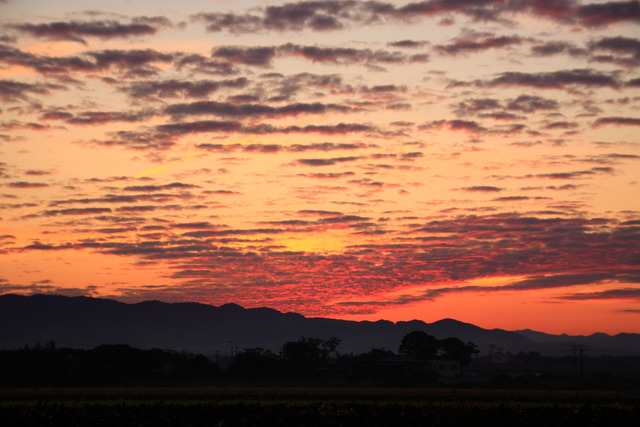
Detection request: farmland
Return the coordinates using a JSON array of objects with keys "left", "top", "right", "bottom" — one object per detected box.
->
[{"left": 1, "top": 387, "right": 638, "bottom": 426}]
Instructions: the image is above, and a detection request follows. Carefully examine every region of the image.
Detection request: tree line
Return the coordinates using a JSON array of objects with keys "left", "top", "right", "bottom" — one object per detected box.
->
[
  {"left": 0, "top": 342, "right": 219, "bottom": 386},
  {"left": 0, "top": 332, "right": 478, "bottom": 386}
]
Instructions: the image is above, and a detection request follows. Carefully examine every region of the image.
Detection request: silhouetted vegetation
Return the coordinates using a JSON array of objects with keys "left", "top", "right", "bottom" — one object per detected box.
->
[
  {"left": 0, "top": 342, "right": 221, "bottom": 386},
  {"left": 227, "top": 348, "right": 281, "bottom": 380},
  {"left": 399, "top": 330, "right": 439, "bottom": 359},
  {"left": 3, "top": 319, "right": 639, "bottom": 426},
  {"left": 226, "top": 337, "right": 342, "bottom": 382},
  {"left": 1, "top": 387, "right": 639, "bottom": 427},
  {"left": 1, "top": 332, "right": 638, "bottom": 389},
  {"left": 282, "top": 336, "right": 340, "bottom": 377},
  {"left": 437, "top": 336, "right": 480, "bottom": 366},
  {"left": 398, "top": 331, "right": 479, "bottom": 366}
]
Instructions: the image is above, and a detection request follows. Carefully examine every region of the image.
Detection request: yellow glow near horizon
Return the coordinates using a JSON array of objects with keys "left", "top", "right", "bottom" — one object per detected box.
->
[{"left": 280, "top": 232, "right": 349, "bottom": 254}]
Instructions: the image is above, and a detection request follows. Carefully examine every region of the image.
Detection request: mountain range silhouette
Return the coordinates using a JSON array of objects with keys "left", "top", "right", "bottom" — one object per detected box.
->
[{"left": 1, "top": 294, "right": 638, "bottom": 357}]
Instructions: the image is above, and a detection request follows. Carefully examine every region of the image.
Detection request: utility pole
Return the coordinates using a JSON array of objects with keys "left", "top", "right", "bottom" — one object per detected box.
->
[
  {"left": 572, "top": 344, "right": 585, "bottom": 386},
  {"left": 488, "top": 344, "right": 495, "bottom": 380},
  {"left": 579, "top": 347, "right": 584, "bottom": 384}
]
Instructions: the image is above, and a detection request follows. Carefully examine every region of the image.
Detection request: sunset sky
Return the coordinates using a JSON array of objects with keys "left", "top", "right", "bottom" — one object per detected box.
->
[{"left": 1, "top": 0, "right": 639, "bottom": 335}]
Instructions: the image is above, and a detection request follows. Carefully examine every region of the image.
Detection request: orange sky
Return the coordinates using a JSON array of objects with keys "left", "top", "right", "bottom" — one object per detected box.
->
[{"left": 1, "top": 0, "right": 639, "bottom": 335}]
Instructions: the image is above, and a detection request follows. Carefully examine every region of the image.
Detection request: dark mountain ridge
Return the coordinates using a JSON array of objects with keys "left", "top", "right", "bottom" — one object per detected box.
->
[{"left": 1, "top": 294, "right": 638, "bottom": 357}]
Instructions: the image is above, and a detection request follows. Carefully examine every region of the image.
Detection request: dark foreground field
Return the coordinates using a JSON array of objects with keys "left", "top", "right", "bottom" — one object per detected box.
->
[{"left": 1, "top": 387, "right": 639, "bottom": 426}]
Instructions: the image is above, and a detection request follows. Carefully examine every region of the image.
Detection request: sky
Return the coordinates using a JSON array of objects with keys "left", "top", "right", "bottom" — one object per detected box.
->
[{"left": 1, "top": 0, "right": 639, "bottom": 335}]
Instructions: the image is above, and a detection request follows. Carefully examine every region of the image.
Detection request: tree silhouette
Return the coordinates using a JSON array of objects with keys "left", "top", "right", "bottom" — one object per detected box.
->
[
  {"left": 281, "top": 336, "right": 341, "bottom": 376},
  {"left": 399, "top": 332, "right": 479, "bottom": 366},
  {"left": 398, "top": 331, "right": 438, "bottom": 359},
  {"left": 228, "top": 348, "right": 281, "bottom": 379},
  {"left": 437, "top": 337, "right": 479, "bottom": 366}
]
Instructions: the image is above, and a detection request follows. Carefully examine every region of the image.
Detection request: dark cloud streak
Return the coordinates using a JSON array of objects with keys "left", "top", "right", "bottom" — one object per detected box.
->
[
  {"left": 8, "top": 17, "right": 172, "bottom": 44},
  {"left": 192, "top": 1, "right": 640, "bottom": 35}
]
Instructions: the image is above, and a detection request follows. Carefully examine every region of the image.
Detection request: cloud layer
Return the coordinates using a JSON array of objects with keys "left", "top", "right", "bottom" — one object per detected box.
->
[{"left": 1, "top": 0, "right": 639, "bottom": 333}]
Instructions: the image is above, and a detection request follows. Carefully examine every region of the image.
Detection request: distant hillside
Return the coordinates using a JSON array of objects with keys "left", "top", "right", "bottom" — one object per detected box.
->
[{"left": 1, "top": 294, "right": 638, "bottom": 356}]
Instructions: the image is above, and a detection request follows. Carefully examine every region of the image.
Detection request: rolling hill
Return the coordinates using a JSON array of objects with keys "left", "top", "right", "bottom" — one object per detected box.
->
[{"left": 1, "top": 294, "right": 638, "bottom": 357}]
